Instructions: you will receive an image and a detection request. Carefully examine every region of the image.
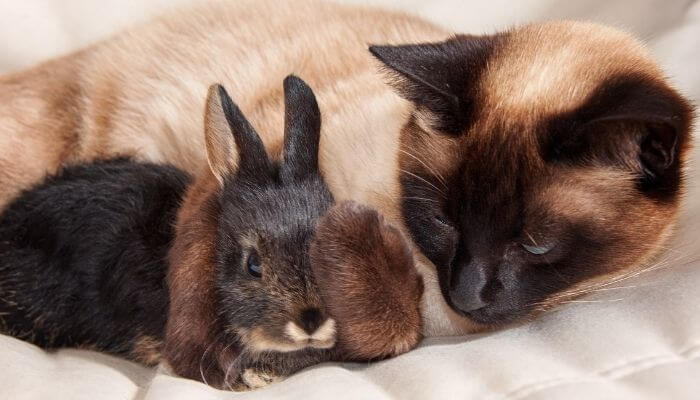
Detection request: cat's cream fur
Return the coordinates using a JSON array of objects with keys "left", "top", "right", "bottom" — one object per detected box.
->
[{"left": 0, "top": 0, "right": 682, "bottom": 336}]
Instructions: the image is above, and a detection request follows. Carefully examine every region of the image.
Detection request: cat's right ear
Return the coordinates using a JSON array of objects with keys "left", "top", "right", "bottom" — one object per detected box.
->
[
  {"left": 369, "top": 35, "right": 495, "bottom": 135},
  {"left": 204, "top": 84, "right": 272, "bottom": 186}
]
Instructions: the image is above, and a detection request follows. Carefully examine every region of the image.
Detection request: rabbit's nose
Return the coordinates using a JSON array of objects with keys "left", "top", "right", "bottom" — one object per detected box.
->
[
  {"left": 285, "top": 309, "right": 336, "bottom": 348},
  {"left": 299, "top": 308, "right": 323, "bottom": 334}
]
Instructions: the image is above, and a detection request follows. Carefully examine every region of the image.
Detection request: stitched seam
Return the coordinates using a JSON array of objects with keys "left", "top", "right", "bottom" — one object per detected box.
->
[{"left": 494, "top": 343, "right": 700, "bottom": 400}]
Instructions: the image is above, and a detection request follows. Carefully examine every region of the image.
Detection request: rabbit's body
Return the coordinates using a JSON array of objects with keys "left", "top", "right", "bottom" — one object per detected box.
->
[
  {"left": 163, "top": 78, "right": 340, "bottom": 389},
  {"left": 0, "top": 158, "right": 190, "bottom": 364}
]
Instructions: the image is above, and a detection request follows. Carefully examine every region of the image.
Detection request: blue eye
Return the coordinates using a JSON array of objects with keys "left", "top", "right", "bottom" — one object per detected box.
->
[
  {"left": 246, "top": 251, "right": 262, "bottom": 278},
  {"left": 522, "top": 243, "right": 554, "bottom": 255}
]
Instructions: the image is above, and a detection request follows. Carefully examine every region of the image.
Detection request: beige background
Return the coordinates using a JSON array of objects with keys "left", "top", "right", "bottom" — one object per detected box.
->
[{"left": 0, "top": 1, "right": 699, "bottom": 399}]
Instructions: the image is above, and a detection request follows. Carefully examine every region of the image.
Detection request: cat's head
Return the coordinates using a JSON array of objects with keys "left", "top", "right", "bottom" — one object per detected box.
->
[{"left": 371, "top": 21, "right": 694, "bottom": 328}]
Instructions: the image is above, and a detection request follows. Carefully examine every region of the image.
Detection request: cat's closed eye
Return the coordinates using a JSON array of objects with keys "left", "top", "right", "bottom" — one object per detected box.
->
[
  {"left": 433, "top": 214, "right": 453, "bottom": 228},
  {"left": 521, "top": 242, "right": 555, "bottom": 255}
]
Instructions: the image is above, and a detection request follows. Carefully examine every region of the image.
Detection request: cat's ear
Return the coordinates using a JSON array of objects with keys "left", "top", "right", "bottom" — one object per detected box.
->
[
  {"left": 545, "top": 76, "right": 693, "bottom": 197},
  {"left": 204, "top": 84, "right": 272, "bottom": 186},
  {"left": 369, "top": 35, "right": 494, "bottom": 134},
  {"left": 280, "top": 75, "right": 321, "bottom": 182}
]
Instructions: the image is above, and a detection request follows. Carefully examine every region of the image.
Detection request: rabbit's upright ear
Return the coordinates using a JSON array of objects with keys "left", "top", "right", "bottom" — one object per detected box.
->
[
  {"left": 204, "top": 84, "right": 272, "bottom": 186},
  {"left": 280, "top": 75, "right": 321, "bottom": 182}
]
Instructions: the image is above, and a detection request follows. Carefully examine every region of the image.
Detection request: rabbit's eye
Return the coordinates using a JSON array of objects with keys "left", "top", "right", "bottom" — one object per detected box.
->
[{"left": 246, "top": 251, "right": 262, "bottom": 278}]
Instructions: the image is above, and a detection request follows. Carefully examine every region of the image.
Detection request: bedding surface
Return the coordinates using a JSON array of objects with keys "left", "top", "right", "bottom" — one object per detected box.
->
[{"left": 1, "top": 0, "right": 699, "bottom": 399}]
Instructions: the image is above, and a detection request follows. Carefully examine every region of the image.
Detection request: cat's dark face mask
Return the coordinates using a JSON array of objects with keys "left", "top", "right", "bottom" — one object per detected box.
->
[{"left": 370, "top": 24, "right": 693, "bottom": 328}]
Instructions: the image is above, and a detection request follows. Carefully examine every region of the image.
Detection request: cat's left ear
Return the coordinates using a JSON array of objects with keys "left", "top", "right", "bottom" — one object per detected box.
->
[{"left": 369, "top": 35, "right": 495, "bottom": 134}]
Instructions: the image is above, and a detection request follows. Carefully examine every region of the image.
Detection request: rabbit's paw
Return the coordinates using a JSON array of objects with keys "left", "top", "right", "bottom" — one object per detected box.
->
[{"left": 241, "top": 368, "right": 282, "bottom": 389}]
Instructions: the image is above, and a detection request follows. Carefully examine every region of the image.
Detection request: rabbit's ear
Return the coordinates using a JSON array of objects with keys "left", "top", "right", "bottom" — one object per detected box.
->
[
  {"left": 280, "top": 75, "right": 321, "bottom": 182},
  {"left": 204, "top": 84, "right": 272, "bottom": 186},
  {"left": 204, "top": 84, "right": 237, "bottom": 186}
]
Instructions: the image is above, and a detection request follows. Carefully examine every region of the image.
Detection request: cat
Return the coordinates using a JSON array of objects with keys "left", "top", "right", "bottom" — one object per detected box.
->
[{"left": 0, "top": 0, "right": 693, "bottom": 337}]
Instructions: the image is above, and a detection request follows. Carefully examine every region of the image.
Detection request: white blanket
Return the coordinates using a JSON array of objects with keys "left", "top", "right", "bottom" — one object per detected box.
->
[{"left": 1, "top": 1, "right": 699, "bottom": 399}]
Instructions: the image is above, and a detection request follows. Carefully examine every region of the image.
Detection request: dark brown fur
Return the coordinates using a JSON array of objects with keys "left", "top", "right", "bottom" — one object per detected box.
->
[
  {"left": 163, "top": 175, "right": 226, "bottom": 384},
  {"left": 0, "top": 158, "right": 190, "bottom": 366},
  {"left": 311, "top": 201, "right": 423, "bottom": 360}
]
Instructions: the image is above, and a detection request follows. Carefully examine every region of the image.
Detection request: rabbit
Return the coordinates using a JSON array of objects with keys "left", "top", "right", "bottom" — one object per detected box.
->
[
  {"left": 143, "top": 75, "right": 339, "bottom": 390},
  {"left": 0, "top": 158, "right": 191, "bottom": 365},
  {"left": 0, "top": 75, "right": 339, "bottom": 390}
]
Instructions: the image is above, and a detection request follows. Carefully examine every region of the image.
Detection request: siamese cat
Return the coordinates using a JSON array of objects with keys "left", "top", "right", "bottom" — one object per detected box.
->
[{"left": 0, "top": 0, "right": 693, "bottom": 339}]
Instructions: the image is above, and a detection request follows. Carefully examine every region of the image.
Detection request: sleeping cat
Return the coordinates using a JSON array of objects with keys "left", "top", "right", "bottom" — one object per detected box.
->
[{"left": 0, "top": 0, "right": 693, "bottom": 338}]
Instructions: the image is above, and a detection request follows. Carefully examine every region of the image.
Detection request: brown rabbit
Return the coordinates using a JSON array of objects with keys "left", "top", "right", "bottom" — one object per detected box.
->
[{"left": 164, "top": 75, "right": 339, "bottom": 389}]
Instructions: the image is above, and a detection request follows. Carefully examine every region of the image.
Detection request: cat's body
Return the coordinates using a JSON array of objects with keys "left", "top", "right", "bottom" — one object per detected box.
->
[
  {"left": 0, "top": 0, "right": 441, "bottom": 209},
  {"left": 0, "top": 0, "right": 692, "bottom": 336},
  {"left": 0, "top": 158, "right": 190, "bottom": 364}
]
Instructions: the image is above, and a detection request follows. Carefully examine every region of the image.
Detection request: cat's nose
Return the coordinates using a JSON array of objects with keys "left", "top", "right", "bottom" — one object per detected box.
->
[
  {"left": 449, "top": 259, "right": 499, "bottom": 313},
  {"left": 299, "top": 308, "right": 324, "bottom": 334}
]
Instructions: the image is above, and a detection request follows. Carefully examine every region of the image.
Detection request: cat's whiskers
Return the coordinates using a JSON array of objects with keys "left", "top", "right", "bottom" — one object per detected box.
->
[
  {"left": 399, "top": 169, "right": 447, "bottom": 198},
  {"left": 401, "top": 196, "right": 441, "bottom": 204},
  {"left": 556, "top": 298, "right": 625, "bottom": 304},
  {"left": 199, "top": 321, "right": 228, "bottom": 387},
  {"left": 524, "top": 230, "right": 539, "bottom": 247},
  {"left": 398, "top": 149, "right": 448, "bottom": 189},
  {"left": 222, "top": 343, "right": 247, "bottom": 391},
  {"left": 587, "top": 285, "right": 640, "bottom": 292},
  {"left": 528, "top": 247, "right": 699, "bottom": 309}
]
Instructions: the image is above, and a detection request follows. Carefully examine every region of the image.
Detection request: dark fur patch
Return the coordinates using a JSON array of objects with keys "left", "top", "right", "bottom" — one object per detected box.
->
[
  {"left": 311, "top": 201, "right": 423, "bottom": 359},
  {"left": 0, "top": 158, "right": 190, "bottom": 363},
  {"left": 543, "top": 73, "right": 694, "bottom": 201},
  {"left": 163, "top": 179, "right": 226, "bottom": 384}
]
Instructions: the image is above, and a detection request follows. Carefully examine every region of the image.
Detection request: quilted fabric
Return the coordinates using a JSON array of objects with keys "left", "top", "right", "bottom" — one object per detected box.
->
[{"left": 1, "top": 1, "right": 698, "bottom": 399}]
